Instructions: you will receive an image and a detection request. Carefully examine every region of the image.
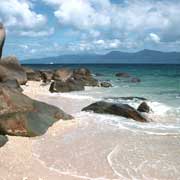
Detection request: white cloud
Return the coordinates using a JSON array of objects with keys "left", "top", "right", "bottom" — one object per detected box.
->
[
  {"left": 149, "top": 33, "right": 161, "bottom": 43},
  {"left": 94, "top": 39, "right": 121, "bottom": 49},
  {"left": 20, "top": 28, "right": 55, "bottom": 37},
  {"left": 0, "top": 0, "right": 46, "bottom": 29},
  {"left": 43, "top": 0, "right": 180, "bottom": 43},
  {"left": 0, "top": 0, "right": 54, "bottom": 37},
  {"left": 43, "top": 0, "right": 111, "bottom": 29}
]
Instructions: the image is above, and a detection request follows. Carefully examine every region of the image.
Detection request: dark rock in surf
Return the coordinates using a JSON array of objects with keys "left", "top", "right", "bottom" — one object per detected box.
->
[
  {"left": 95, "top": 73, "right": 104, "bottom": 77},
  {"left": 104, "top": 96, "right": 147, "bottom": 101},
  {"left": 137, "top": 102, "right": 150, "bottom": 113},
  {"left": 82, "top": 101, "right": 148, "bottom": 122},
  {"left": 100, "top": 81, "right": 112, "bottom": 88},
  {"left": 116, "top": 72, "right": 130, "bottom": 78},
  {"left": 130, "top": 77, "right": 141, "bottom": 83}
]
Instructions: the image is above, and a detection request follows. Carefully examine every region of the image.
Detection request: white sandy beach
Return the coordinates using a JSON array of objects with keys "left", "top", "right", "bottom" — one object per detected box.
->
[{"left": 0, "top": 81, "right": 180, "bottom": 180}]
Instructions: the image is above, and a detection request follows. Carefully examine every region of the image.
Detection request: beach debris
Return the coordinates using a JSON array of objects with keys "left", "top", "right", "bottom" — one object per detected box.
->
[{"left": 82, "top": 101, "right": 148, "bottom": 122}]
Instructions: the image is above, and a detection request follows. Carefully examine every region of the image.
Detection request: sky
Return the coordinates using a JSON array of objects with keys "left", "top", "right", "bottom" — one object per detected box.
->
[{"left": 1, "top": 0, "right": 180, "bottom": 60}]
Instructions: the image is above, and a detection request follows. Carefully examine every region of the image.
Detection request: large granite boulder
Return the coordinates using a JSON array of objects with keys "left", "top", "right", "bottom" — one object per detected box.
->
[
  {"left": 50, "top": 67, "right": 99, "bottom": 93},
  {"left": 73, "top": 68, "right": 98, "bottom": 86},
  {"left": 0, "top": 135, "right": 8, "bottom": 147},
  {"left": 23, "top": 67, "right": 41, "bottom": 81},
  {"left": 53, "top": 68, "right": 73, "bottom": 81},
  {"left": 1, "top": 79, "right": 23, "bottom": 92},
  {"left": 137, "top": 102, "right": 150, "bottom": 113},
  {"left": 49, "top": 79, "right": 84, "bottom": 93},
  {"left": 82, "top": 101, "right": 148, "bottom": 122},
  {"left": 0, "top": 23, "right": 5, "bottom": 59},
  {"left": 0, "top": 85, "right": 73, "bottom": 137},
  {"left": 0, "top": 56, "right": 27, "bottom": 84},
  {"left": 40, "top": 70, "right": 53, "bottom": 83}
]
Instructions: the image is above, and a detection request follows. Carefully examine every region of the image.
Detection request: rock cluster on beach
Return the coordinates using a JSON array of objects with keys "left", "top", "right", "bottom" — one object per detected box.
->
[
  {"left": 0, "top": 23, "right": 73, "bottom": 148},
  {"left": 23, "top": 66, "right": 111, "bottom": 92},
  {"left": 50, "top": 67, "right": 99, "bottom": 92},
  {"left": 0, "top": 61, "right": 73, "bottom": 145}
]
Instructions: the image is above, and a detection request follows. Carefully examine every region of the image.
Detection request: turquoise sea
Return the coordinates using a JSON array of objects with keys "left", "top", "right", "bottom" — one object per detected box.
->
[{"left": 25, "top": 64, "right": 180, "bottom": 105}]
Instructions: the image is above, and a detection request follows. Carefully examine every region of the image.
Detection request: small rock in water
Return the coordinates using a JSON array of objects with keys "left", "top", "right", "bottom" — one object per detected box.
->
[
  {"left": 130, "top": 77, "right": 141, "bottom": 83},
  {"left": 115, "top": 72, "right": 131, "bottom": 78},
  {"left": 137, "top": 102, "right": 150, "bottom": 113},
  {"left": 95, "top": 73, "right": 104, "bottom": 77},
  {"left": 104, "top": 96, "right": 147, "bottom": 101},
  {"left": 100, "top": 81, "right": 112, "bottom": 88}
]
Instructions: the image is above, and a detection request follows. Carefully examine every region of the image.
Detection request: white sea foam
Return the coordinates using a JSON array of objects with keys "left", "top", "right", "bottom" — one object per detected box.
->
[
  {"left": 51, "top": 92, "right": 99, "bottom": 101},
  {"left": 76, "top": 110, "right": 180, "bottom": 136},
  {"left": 148, "top": 101, "right": 171, "bottom": 115},
  {"left": 107, "top": 145, "right": 129, "bottom": 180}
]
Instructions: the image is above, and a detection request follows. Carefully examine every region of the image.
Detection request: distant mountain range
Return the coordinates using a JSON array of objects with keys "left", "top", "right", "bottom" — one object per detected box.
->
[{"left": 22, "top": 49, "right": 180, "bottom": 64}]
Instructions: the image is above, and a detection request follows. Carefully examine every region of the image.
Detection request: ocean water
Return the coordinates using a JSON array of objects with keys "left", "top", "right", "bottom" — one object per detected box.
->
[{"left": 25, "top": 64, "right": 180, "bottom": 180}]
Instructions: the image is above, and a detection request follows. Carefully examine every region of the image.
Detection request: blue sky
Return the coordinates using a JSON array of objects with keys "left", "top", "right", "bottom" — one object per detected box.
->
[{"left": 1, "top": 0, "right": 180, "bottom": 60}]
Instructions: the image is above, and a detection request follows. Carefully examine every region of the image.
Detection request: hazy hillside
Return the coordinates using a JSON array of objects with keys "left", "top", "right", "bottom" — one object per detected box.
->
[{"left": 22, "top": 49, "right": 180, "bottom": 64}]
